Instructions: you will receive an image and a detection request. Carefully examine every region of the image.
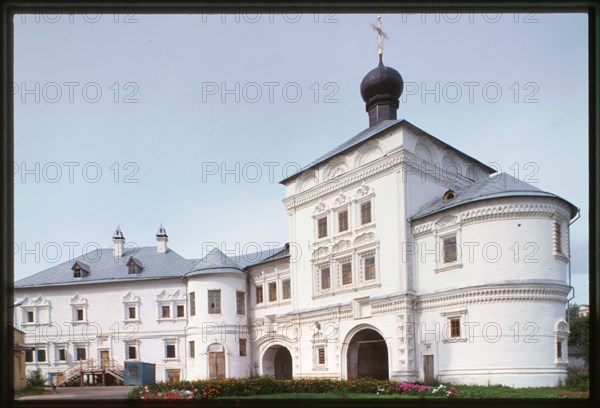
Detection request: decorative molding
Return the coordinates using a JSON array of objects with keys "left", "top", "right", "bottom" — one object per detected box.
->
[
  {"left": 123, "top": 291, "right": 140, "bottom": 303},
  {"left": 412, "top": 202, "right": 571, "bottom": 237},
  {"left": 70, "top": 294, "right": 88, "bottom": 305},
  {"left": 283, "top": 149, "right": 472, "bottom": 212}
]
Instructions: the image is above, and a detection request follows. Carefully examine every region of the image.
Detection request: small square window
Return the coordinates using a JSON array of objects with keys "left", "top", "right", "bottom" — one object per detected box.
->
[
  {"left": 443, "top": 236, "right": 457, "bottom": 263},
  {"left": 338, "top": 211, "right": 349, "bottom": 232},
  {"left": 128, "top": 346, "right": 137, "bottom": 359},
  {"left": 37, "top": 349, "right": 46, "bottom": 362},
  {"left": 341, "top": 262, "right": 352, "bottom": 285},
  {"left": 76, "top": 348, "right": 86, "bottom": 361},
  {"left": 128, "top": 307, "right": 136, "bottom": 319},
  {"left": 318, "top": 217, "right": 328, "bottom": 238},
  {"left": 236, "top": 291, "right": 246, "bottom": 315},
  {"left": 73, "top": 268, "right": 82, "bottom": 278},
  {"left": 256, "top": 285, "right": 264, "bottom": 304},
  {"left": 166, "top": 344, "right": 176, "bottom": 358},
  {"left": 177, "top": 305, "right": 185, "bottom": 318},
  {"left": 239, "top": 338, "right": 247, "bottom": 357},
  {"left": 58, "top": 348, "right": 66, "bottom": 361},
  {"left": 162, "top": 305, "right": 170, "bottom": 318},
  {"left": 321, "top": 267, "right": 331, "bottom": 290},
  {"left": 208, "top": 290, "right": 221, "bottom": 314},
  {"left": 364, "top": 257, "right": 376, "bottom": 281},
  {"left": 27, "top": 311, "right": 34, "bottom": 323},
  {"left": 360, "top": 201, "right": 372, "bottom": 225},
  {"left": 450, "top": 318, "right": 461, "bottom": 338},
  {"left": 189, "top": 341, "right": 195, "bottom": 358},
  {"left": 282, "top": 279, "right": 291, "bottom": 300},
  {"left": 76, "top": 309, "right": 84, "bottom": 321}
]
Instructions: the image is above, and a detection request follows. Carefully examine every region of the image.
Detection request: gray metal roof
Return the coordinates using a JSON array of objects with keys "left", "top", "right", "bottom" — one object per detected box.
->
[
  {"left": 13, "top": 247, "right": 195, "bottom": 289},
  {"left": 279, "top": 119, "right": 496, "bottom": 184},
  {"left": 185, "top": 246, "right": 288, "bottom": 278},
  {"left": 14, "top": 243, "right": 292, "bottom": 289},
  {"left": 410, "top": 172, "right": 578, "bottom": 221}
]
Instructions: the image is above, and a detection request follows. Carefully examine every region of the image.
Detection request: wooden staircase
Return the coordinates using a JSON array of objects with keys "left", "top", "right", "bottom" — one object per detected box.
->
[{"left": 58, "top": 359, "right": 124, "bottom": 386}]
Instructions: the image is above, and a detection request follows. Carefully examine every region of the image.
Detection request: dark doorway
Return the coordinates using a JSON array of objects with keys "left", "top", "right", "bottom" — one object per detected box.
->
[
  {"left": 347, "top": 329, "right": 388, "bottom": 379},
  {"left": 274, "top": 347, "right": 293, "bottom": 379},
  {"left": 262, "top": 345, "right": 293, "bottom": 379}
]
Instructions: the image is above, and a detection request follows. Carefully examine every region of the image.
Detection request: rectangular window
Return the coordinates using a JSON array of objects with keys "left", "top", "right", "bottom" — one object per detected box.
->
[
  {"left": 236, "top": 291, "right": 245, "bottom": 315},
  {"left": 166, "top": 344, "right": 176, "bottom": 358},
  {"left": 25, "top": 349, "right": 33, "bottom": 363},
  {"left": 268, "top": 282, "right": 277, "bottom": 302},
  {"left": 208, "top": 290, "right": 221, "bottom": 314},
  {"left": 364, "top": 257, "right": 376, "bottom": 281},
  {"left": 27, "top": 311, "right": 34, "bottom": 322},
  {"left": 128, "top": 307, "right": 136, "bottom": 319},
  {"left": 256, "top": 285, "right": 264, "bottom": 304},
  {"left": 190, "top": 292, "right": 196, "bottom": 316},
  {"left": 450, "top": 318, "right": 461, "bottom": 338},
  {"left": 36, "top": 349, "right": 46, "bottom": 362},
  {"left": 321, "top": 267, "right": 331, "bottom": 290},
  {"left": 239, "top": 338, "right": 247, "bottom": 357},
  {"left": 58, "top": 348, "right": 66, "bottom": 361},
  {"left": 76, "top": 348, "right": 86, "bottom": 361},
  {"left": 189, "top": 341, "right": 195, "bottom": 358},
  {"left": 443, "top": 236, "right": 458, "bottom": 263},
  {"left": 177, "top": 305, "right": 185, "bottom": 318},
  {"left": 338, "top": 210, "right": 349, "bottom": 232},
  {"left": 318, "top": 347, "right": 326, "bottom": 365},
  {"left": 342, "top": 262, "right": 352, "bottom": 285},
  {"left": 318, "top": 217, "right": 328, "bottom": 238},
  {"left": 162, "top": 305, "right": 170, "bottom": 318},
  {"left": 76, "top": 309, "right": 84, "bottom": 321},
  {"left": 128, "top": 346, "right": 137, "bottom": 359},
  {"left": 282, "top": 279, "right": 291, "bottom": 300},
  {"left": 73, "top": 269, "right": 82, "bottom": 278},
  {"left": 360, "top": 201, "right": 372, "bottom": 225},
  {"left": 557, "top": 340, "right": 562, "bottom": 358}
]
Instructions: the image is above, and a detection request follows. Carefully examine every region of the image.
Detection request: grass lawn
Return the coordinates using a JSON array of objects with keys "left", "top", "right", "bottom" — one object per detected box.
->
[
  {"left": 218, "top": 386, "right": 589, "bottom": 399},
  {"left": 15, "top": 387, "right": 45, "bottom": 398}
]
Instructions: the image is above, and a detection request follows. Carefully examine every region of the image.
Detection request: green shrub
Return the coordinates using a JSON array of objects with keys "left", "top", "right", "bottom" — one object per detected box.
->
[
  {"left": 565, "top": 368, "right": 589, "bottom": 391},
  {"left": 26, "top": 368, "right": 46, "bottom": 388}
]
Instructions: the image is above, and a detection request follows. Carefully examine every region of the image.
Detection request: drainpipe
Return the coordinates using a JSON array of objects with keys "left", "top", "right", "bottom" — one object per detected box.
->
[{"left": 566, "top": 209, "right": 581, "bottom": 324}]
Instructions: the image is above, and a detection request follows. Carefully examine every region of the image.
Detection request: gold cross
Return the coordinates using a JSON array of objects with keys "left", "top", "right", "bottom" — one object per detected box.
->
[{"left": 370, "top": 14, "right": 389, "bottom": 56}]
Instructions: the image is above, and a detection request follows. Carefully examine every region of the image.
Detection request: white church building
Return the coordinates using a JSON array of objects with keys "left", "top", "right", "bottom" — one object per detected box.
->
[{"left": 13, "top": 47, "right": 578, "bottom": 388}]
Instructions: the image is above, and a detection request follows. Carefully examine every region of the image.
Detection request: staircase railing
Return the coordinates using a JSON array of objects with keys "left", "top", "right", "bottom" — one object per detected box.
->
[{"left": 57, "top": 358, "right": 125, "bottom": 386}]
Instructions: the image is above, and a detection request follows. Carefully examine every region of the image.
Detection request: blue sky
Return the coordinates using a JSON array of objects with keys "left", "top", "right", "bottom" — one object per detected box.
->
[{"left": 13, "top": 12, "right": 589, "bottom": 304}]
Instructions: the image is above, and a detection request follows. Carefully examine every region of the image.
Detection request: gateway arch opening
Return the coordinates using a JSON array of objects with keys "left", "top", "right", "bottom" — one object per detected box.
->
[
  {"left": 347, "top": 329, "right": 389, "bottom": 379},
  {"left": 262, "top": 345, "right": 293, "bottom": 379}
]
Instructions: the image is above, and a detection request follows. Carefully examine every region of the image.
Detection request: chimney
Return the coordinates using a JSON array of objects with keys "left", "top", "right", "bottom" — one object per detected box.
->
[
  {"left": 156, "top": 223, "right": 168, "bottom": 254},
  {"left": 112, "top": 226, "right": 125, "bottom": 258}
]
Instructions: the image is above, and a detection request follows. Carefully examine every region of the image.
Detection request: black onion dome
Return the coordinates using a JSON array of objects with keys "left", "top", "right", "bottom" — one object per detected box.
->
[{"left": 360, "top": 57, "right": 404, "bottom": 103}]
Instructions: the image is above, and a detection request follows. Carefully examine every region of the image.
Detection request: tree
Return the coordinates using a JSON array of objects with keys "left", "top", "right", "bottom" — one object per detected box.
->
[{"left": 567, "top": 303, "right": 589, "bottom": 366}]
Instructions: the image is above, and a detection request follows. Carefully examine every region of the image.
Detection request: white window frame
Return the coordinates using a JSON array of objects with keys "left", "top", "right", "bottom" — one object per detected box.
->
[
  {"left": 440, "top": 309, "right": 468, "bottom": 343},
  {"left": 70, "top": 294, "right": 88, "bottom": 325},
  {"left": 434, "top": 226, "right": 463, "bottom": 273}
]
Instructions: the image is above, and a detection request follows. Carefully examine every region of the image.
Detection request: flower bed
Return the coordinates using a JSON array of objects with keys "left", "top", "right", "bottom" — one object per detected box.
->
[{"left": 129, "top": 377, "right": 462, "bottom": 400}]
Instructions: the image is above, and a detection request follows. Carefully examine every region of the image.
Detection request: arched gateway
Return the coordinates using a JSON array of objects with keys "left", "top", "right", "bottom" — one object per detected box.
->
[
  {"left": 346, "top": 328, "right": 389, "bottom": 379},
  {"left": 262, "top": 345, "right": 293, "bottom": 379}
]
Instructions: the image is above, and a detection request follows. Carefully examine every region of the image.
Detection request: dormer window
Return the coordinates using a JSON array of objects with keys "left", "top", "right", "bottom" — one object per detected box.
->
[
  {"left": 443, "top": 189, "right": 456, "bottom": 201},
  {"left": 127, "top": 257, "right": 143, "bottom": 274},
  {"left": 71, "top": 261, "right": 89, "bottom": 278}
]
